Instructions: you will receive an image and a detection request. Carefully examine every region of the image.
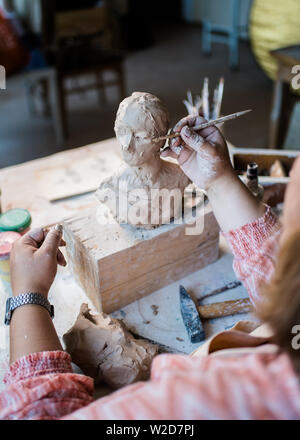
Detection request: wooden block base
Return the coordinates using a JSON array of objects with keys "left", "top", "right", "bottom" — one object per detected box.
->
[{"left": 64, "top": 202, "right": 220, "bottom": 313}]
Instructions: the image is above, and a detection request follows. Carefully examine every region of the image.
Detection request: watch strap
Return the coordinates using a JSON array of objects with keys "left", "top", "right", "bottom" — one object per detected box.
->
[{"left": 5, "top": 293, "right": 54, "bottom": 326}]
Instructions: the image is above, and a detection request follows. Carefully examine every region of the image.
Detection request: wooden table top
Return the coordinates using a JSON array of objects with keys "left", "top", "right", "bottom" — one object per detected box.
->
[
  {"left": 270, "top": 44, "right": 300, "bottom": 67},
  {"left": 0, "top": 138, "right": 123, "bottom": 229}
]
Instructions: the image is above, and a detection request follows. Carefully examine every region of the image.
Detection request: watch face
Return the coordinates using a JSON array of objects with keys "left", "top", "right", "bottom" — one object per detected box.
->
[
  {"left": 5, "top": 312, "right": 11, "bottom": 326},
  {"left": 5, "top": 298, "right": 12, "bottom": 326}
]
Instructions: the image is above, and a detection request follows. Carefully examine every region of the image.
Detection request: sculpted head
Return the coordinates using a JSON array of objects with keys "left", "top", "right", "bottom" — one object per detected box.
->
[{"left": 115, "top": 92, "right": 169, "bottom": 167}]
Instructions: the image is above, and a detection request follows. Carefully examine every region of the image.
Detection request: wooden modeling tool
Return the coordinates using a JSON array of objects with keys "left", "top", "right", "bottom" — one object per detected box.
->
[
  {"left": 156, "top": 109, "right": 252, "bottom": 142},
  {"left": 213, "top": 77, "right": 224, "bottom": 120},
  {"left": 199, "top": 280, "right": 242, "bottom": 302},
  {"left": 202, "top": 77, "right": 210, "bottom": 121},
  {"left": 183, "top": 90, "right": 202, "bottom": 117}
]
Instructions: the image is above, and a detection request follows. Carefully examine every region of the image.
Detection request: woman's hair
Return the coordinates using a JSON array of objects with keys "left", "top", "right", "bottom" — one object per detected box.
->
[{"left": 258, "top": 229, "right": 300, "bottom": 373}]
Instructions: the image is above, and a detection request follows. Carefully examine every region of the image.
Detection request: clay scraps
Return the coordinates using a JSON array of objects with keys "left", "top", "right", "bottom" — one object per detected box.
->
[{"left": 63, "top": 304, "right": 158, "bottom": 390}]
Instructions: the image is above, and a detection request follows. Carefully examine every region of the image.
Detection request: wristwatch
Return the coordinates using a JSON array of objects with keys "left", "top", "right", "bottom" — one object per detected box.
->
[{"left": 5, "top": 293, "right": 54, "bottom": 326}]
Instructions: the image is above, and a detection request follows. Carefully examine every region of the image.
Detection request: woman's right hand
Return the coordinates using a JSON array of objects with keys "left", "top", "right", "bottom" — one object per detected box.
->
[{"left": 161, "top": 116, "right": 233, "bottom": 191}]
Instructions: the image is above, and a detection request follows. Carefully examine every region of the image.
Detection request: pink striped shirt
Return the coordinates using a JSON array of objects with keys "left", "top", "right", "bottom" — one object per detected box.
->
[{"left": 1, "top": 206, "right": 299, "bottom": 420}]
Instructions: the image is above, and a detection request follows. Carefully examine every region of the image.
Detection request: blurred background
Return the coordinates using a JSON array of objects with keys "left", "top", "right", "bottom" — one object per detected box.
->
[{"left": 0, "top": 0, "right": 300, "bottom": 168}]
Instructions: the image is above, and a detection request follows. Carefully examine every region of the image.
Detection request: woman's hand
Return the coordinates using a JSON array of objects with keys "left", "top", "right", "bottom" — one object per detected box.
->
[
  {"left": 161, "top": 115, "right": 265, "bottom": 232},
  {"left": 10, "top": 226, "right": 67, "bottom": 298},
  {"left": 161, "top": 115, "right": 233, "bottom": 191}
]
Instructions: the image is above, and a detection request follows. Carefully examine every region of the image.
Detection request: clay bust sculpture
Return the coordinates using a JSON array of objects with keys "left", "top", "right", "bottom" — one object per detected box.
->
[{"left": 96, "top": 92, "right": 190, "bottom": 229}]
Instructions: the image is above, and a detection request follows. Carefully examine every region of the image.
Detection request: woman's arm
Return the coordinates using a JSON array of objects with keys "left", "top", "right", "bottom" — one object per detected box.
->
[
  {"left": 162, "top": 117, "right": 281, "bottom": 305},
  {"left": 0, "top": 226, "right": 95, "bottom": 420},
  {"left": 207, "top": 171, "right": 265, "bottom": 233},
  {"left": 9, "top": 227, "right": 66, "bottom": 363}
]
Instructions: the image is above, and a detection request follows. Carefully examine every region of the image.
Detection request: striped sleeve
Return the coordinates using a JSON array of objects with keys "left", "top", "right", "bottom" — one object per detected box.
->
[
  {"left": 0, "top": 351, "right": 94, "bottom": 420},
  {"left": 62, "top": 353, "right": 300, "bottom": 420},
  {"left": 223, "top": 205, "right": 282, "bottom": 307}
]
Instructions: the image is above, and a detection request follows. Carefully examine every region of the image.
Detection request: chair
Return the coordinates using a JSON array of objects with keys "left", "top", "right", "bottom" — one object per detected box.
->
[
  {"left": 269, "top": 45, "right": 300, "bottom": 149},
  {"left": 202, "top": 0, "right": 243, "bottom": 71},
  {"left": 0, "top": 0, "right": 65, "bottom": 145},
  {"left": 24, "top": 66, "right": 65, "bottom": 145},
  {"left": 41, "top": 1, "right": 126, "bottom": 139}
]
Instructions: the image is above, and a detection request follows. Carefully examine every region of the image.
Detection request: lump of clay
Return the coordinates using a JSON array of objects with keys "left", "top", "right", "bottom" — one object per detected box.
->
[
  {"left": 96, "top": 92, "right": 190, "bottom": 229},
  {"left": 63, "top": 304, "right": 158, "bottom": 389}
]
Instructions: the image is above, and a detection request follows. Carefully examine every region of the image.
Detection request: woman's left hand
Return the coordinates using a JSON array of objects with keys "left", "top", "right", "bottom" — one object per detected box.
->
[{"left": 10, "top": 226, "right": 67, "bottom": 298}]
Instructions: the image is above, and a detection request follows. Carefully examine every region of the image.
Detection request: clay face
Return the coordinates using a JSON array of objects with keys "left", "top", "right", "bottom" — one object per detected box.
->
[{"left": 115, "top": 92, "right": 169, "bottom": 167}]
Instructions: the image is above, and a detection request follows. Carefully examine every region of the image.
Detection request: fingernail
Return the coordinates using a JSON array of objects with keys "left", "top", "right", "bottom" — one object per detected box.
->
[
  {"left": 182, "top": 126, "right": 191, "bottom": 137},
  {"left": 55, "top": 224, "right": 63, "bottom": 234},
  {"left": 171, "top": 145, "right": 183, "bottom": 155},
  {"left": 28, "top": 228, "right": 43, "bottom": 239}
]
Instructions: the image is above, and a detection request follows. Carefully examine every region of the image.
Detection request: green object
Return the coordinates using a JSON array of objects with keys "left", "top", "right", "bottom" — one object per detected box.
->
[{"left": 0, "top": 209, "right": 32, "bottom": 233}]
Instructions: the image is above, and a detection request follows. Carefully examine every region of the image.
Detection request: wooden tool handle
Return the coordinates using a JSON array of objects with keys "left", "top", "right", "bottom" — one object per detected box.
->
[
  {"left": 198, "top": 298, "right": 253, "bottom": 319},
  {"left": 156, "top": 109, "right": 252, "bottom": 142}
]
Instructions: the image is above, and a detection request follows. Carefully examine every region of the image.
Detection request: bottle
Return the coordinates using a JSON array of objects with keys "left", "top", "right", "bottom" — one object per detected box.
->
[
  {"left": 0, "top": 209, "right": 32, "bottom": 235},
  {"left": 246, "top": 162, "right": 264, "bottom": 201},
  {"left": 0, "top": 231, "right": 21, "bottom": 297}
]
